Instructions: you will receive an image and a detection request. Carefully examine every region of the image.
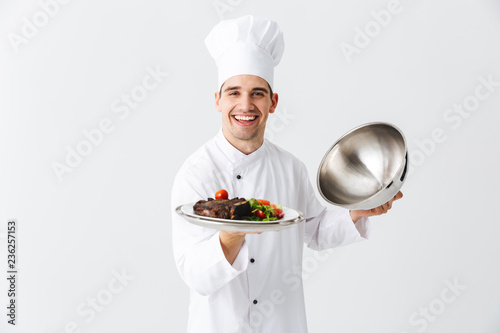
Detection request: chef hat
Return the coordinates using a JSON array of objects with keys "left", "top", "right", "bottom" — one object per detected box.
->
[{"left": 205, "top": 15, "right": 285, "bottom": 90}]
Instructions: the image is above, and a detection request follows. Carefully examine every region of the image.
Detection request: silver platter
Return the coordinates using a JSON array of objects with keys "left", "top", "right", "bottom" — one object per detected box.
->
[{"left": 175, "top": 203, "right": 305, "bottom": 232}]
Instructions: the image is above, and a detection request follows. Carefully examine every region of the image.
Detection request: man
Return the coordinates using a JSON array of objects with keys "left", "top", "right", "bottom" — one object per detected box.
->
[{"left": 171, "top": 15, "right": 402, "bottom": 332}]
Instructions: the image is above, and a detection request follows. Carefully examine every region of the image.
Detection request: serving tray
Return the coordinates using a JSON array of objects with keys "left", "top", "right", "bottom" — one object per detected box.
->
[{"left": 175, "top": 203, "right": 305, "bottom": 232}]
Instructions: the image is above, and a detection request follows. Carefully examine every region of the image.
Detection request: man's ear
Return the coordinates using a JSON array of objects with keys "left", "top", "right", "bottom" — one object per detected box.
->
[
  {"left": 215, "top": 92, "right": 222, "bottom": 113},
  {"left": 269, "top": 93, "right": 279, "bottom": 114}
]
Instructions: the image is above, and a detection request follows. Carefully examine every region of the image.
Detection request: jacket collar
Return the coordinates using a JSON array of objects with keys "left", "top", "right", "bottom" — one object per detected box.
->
[{"left": 214, "top": 129, "right": 266, "bottom": 165}]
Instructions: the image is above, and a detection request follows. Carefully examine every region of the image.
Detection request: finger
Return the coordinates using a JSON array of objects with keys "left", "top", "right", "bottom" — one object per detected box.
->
[
  {"left": 223, "top": 231, "right": 246, "bottom": 236},
  {"left": 393, "top": 191, "right": 403, "bottom": 201},
  {"left": 387, "top": 200, "right": 393, "bottom": 210}
]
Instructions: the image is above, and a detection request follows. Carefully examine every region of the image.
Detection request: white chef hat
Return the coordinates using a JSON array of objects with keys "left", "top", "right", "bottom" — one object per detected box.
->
[{"left": 205, "top": 15, "right": 285, "bottom": 90}]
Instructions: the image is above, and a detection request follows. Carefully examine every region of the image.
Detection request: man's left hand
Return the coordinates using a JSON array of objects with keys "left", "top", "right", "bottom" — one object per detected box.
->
[{"left": 349, "top": 191, "right": 403, "bottom": 223}]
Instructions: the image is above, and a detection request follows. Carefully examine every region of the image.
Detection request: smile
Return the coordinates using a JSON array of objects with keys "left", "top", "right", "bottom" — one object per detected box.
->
[
  {"left": 234, "top": 115, "right": 257, "bottom": 121},
  {"left": 232, "top": 114, "right": 259, "bottom": 127}
]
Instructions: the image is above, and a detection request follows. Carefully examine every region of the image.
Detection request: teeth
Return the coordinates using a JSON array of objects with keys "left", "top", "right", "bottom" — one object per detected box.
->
[{"left": 235, "top": 115, "right": 256, "bottom": 121}]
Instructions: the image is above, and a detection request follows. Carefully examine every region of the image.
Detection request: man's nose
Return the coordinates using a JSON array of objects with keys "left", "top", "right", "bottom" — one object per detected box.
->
[{"left": 238, "top": 94, "right": 254, "bottom": 111}]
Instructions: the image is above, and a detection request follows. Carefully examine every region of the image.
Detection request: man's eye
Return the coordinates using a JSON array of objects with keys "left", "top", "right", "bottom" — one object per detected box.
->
[{"left": 253, "top": 92, "right": 264, "bottom": 96}]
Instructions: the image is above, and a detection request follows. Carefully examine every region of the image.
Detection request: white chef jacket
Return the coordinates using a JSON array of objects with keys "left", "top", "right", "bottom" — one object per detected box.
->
[{"left": 171, "top": 130, "right": 371, "bottom": 333}]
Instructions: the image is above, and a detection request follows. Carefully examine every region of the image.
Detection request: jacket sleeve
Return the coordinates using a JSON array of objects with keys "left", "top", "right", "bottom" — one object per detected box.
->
[
  {"left": 171, "top": 171, "right": 248, "bottom": 296},
  {"left": 302, "top": 168, "right": 372, "bottom": 251}
]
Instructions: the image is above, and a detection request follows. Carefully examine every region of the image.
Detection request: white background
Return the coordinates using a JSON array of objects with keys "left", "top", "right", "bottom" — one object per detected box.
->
[{"left": 1, "top": 0, "right": 500, "bottom": 332}]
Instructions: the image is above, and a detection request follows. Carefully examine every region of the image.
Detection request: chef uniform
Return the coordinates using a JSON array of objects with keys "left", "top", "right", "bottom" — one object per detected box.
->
[{"left": 171, "top": 15, "right": 371, "bottom": 333}]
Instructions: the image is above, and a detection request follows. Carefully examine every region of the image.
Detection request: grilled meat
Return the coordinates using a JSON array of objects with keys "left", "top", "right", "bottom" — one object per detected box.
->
[{"left": 193, "top": 197, "right": 251, "bottom": 220}]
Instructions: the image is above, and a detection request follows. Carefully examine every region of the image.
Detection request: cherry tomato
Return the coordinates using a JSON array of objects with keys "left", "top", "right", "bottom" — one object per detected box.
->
[
  {"left": 215, "top": 189, "right": 229, "bottom": 200},
  {"left": 257, "top": 199, "right": 271, "bottom": 206},
  {"left": 274, "top": 208, "right": 283, "bottom": 216},
  {"left": 255, "top": 210, "right": 266, "bottom": 220}
]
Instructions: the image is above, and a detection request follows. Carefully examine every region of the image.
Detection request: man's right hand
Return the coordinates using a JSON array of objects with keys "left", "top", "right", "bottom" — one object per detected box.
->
[{"left": 219, "top": 230, "right": 261, "bottom": 265}]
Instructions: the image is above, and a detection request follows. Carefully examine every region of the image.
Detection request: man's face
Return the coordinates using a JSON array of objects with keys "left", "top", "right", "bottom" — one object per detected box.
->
[{"left": 215, "top": 75, "right": 278, "bottom": 147}]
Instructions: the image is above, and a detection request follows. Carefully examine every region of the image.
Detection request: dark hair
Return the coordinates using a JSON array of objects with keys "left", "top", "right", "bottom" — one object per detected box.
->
[{"left": 219, "top": 82, "right": 274, "bottom": 100}]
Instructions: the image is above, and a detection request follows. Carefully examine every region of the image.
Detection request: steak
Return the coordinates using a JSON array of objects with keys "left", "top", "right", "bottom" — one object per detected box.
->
[{"left": 193, "top": 197, "right": 251, "bottom": 220}]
